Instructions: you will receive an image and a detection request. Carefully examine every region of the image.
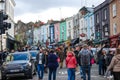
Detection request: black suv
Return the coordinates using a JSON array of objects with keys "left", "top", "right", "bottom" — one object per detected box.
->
[{"left": 1, "top": 52, "right": 35, "bottom": 80}]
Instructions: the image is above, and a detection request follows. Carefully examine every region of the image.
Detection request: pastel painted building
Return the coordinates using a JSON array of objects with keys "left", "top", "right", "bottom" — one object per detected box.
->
[
  {"left": 46, "top": 24, "right": 50, "bottom": 42},
  {"left": 66, "top": 17, "right": 74, "bottom": 40},
  {"left": 33, "top": 27, "right": 40, "bottom": 45},
  {"left": 79, "top": 17, "right": 86, "bottom": 40},
  {"left": 84, "top": 7, "right": 94, "bottom": 40},
  {"left": 79, "top": 7, "right": 94, "bottom": 41},
  {"left": 49, "top": 23, "right": 55, "bottom": 43},
  {"left": 73, "top": 14, "right": 79, "bottom": 39},
  {"left": 60, "top": 20, "right": 67, "bottom": 42},
  {"left": 88, "top": 11, "right": 95, "bottom": 40},
  {"left": 41, "top": 25, "right": 48, "bottom": 44},
  {"left": 54, "top": 22, "right": 60, "bottom": 43}
]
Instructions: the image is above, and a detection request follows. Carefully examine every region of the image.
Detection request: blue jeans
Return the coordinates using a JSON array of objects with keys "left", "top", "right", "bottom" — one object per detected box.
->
[
  {"left": 48, "top": 68, "right": 57, "bottom": 80},
  {"left": 67, "top": 68, "right": 75, "bottom": 80},
  {"left": 98, "top": 60, "right": 103, "bottom": 75},
  {"left": 81, "top": 65, "right": 91, "bottom": 80},
  {"left": 80, "top": 67, "right": 83, "bottom": 78},
  {"left": 37, "top": 64, "right": 44, "bottom": 79}
]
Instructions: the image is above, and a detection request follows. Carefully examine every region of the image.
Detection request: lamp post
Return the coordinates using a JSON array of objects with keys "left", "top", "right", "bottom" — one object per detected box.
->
[
  {"left": 0, "top": 0, "right": 5, "bottom": 51},
  {"left": 0, "top": 0, "right": 4, "bottom": 11}
]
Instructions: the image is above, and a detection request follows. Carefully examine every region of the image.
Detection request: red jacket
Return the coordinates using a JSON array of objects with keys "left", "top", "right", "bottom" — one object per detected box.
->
[{"left": 66, "top": 51, "right": 77, "bottom": 68}]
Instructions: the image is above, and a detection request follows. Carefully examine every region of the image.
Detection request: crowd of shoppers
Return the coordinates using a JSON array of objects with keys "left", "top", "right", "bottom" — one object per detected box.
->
[{"left": 0, "top": 43, "right": 120, "bottom": 80}]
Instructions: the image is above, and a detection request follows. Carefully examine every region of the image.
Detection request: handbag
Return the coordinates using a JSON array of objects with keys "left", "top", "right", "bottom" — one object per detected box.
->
[{"left": 90, "top": 58, "right": 95, "bottom": 64}]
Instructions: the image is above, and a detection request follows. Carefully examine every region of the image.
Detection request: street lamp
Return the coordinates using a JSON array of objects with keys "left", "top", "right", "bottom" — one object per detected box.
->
[{"left": 0, "top": 0, "right": 5, "bottom": 11}]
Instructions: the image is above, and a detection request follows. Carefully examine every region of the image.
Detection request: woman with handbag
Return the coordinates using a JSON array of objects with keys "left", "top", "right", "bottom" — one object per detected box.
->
[{"left": 106, "top": 48, "right": 120, "bottom": 80}]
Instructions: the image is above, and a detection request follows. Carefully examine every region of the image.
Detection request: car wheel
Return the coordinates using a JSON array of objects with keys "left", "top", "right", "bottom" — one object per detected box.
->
[
  {"left": 33, "top": 69, "right": 36, "bottom": 75},
  {"left": 1, "top": 75, "right": 7, "bottom": 80},
  {"left": 28, "top": 69, "right": 33, "bottom": 79}
]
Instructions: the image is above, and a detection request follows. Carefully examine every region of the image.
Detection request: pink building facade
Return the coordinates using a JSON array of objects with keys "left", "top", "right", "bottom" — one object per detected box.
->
[{"left": 54, "top": 23, "right": 60, "bottom": 43}]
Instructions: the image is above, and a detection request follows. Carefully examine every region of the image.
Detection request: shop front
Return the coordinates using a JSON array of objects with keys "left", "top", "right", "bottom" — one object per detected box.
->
[
  {"left": 6, "top": 34, "right": 21, "bottom": 51},
  {"left": 109, "top": 33, "right": 120, "bottom": 48},
  {"left": 93, "top": 38, "right": 110, "bottom": 47}
]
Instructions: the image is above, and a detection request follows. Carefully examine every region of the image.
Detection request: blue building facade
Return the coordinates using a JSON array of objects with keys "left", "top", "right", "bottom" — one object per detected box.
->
[
  {"left": 41, "top": 25, "right": 48, "bottom": 44},
  {"left": 49, "top": 23, "right": 55, "bottom": 44},
  {"left": 84, "top": 7, "right": 94, "bottom": 40}
]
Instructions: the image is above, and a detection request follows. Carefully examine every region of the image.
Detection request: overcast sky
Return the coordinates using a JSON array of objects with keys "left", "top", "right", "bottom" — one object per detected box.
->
[{"left": 14, "top": 0, "right": 105, "bottom": 23}]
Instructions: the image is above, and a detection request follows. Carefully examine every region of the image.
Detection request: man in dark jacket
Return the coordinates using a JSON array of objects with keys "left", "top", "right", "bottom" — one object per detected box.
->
[
  {"left": 36, "top": 49, "right": 46, "bottom": 80},
  {"left": 47, "top": 49, "right": 59, "bottom": 80}
]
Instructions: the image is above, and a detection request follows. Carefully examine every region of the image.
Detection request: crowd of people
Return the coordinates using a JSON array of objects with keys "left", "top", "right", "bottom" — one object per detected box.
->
[{"left": 0, "top": 43, "right": 120, "bottom": 80}]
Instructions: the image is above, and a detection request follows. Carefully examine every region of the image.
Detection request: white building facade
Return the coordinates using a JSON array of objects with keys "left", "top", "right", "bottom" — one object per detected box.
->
[
  {"left": 66, "top": 17, "right": 74, "bottom": 40},
  {"left": 5, "top": 0, "right": 15, "bottom": 37},
  {"left": 1, "top": 0, "right": 15, "bottom": 50},
  {"left": 79, "top": 17, "right": 86, "bottom": 41}
]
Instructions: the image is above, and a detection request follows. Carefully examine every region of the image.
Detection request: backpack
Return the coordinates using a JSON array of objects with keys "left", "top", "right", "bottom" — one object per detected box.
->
[{"left": 80, "top": 49, "right": 91, "bottom": 66}]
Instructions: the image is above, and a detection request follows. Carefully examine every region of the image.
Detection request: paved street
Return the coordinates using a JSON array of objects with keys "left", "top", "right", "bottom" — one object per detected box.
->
[{"left": 0, "top": 64, "right": 107, "bottom": 80}]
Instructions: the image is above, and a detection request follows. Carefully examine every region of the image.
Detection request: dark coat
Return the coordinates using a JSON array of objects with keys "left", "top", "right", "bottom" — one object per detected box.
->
[
  {"left": 36, "top": 53, "right": 45, "bottom": 64},
  {"left": 96, "top": 47, "right": 104, "bottom": 64},
  {"left": 47, "top": 53, "right": 59, "bottom": 69},
  {"left": 74, "top": 50, "right": 79, "bottom": 63},
  {"left": 106, "top": 53, "right": 114, "bottom": 66}
]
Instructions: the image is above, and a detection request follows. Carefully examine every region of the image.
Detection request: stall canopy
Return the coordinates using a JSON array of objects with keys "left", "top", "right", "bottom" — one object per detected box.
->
[{"left": 71, "top": 38, "right": 79, "bottom": 45}]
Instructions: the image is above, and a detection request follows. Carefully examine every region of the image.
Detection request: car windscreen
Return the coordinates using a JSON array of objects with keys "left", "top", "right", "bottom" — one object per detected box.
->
[
  {"left": 30, "top": 51, "right": 38, "bottom": 57},
  {"left": 6, "top": 53, "right": 29, "bottom": 61}
]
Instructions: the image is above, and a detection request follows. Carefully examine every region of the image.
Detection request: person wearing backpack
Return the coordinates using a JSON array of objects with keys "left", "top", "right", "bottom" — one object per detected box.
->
[{"left": 78, "top": 44, "right": 92, "bottom": 80}]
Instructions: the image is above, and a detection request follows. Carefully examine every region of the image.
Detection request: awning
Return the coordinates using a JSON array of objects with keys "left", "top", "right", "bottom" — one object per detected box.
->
[
  {"left": 93, "top": 39, "right": 101, "bottom": 44},
  {"left": 71, "top": 38, "right": 79, "bottom": 45}
]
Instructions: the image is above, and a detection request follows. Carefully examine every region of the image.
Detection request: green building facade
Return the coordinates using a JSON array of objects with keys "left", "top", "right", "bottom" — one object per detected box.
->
[{"left": 60, "top": 21, "right": 67, "bottom": 42}]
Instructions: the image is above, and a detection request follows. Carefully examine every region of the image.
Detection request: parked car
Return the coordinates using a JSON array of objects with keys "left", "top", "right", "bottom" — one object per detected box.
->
[
  {"left": 29, "top": 50, "right": 38, "bottom": 60},
  {"left": 29, "top": 50, "right": 39, "bottom": 70},
  {"left": 1, "top": 52, "right": 36, "bottom": 80}
]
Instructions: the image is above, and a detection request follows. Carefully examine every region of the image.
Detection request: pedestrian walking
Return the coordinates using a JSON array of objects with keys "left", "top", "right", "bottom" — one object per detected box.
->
[
  {"left": 101, "top": 50, "right": 107, "bottom": 76},
  {"left": 77, "top": 45, "right": 84, "bottom": 79},
  {"left": 106, "top": 48, "right": 120, "bottom": 80},
  {"left": 66, "top": 47, "right": 77, "bottom": 80},
  {"left": 96, "top": 45, "right": 105, "bottom": 75},
  {"left": 78, "top": 44, "right": 92, "bottom": 80},
  {"left": 73, "top": 44, "right": 81, "bottom": 72},
  {"left": 44, "top": 49, "right": 49, "bottom": 73},
  {"left": 36, "top": 49, "right": 46, "bottom": 80},
  {"left": 47, "top": 49, "right": 59, "bottom": 80},
  {"left": 57, "top": 47, "right": 64, "bottom": 69},
  {"left": 105, "top": 50, "right": 114, "bottom": 78}
]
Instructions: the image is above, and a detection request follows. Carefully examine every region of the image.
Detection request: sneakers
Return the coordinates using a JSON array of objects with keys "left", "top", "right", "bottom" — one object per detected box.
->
[
  {"left": 107, "top": 75, "right": 113, "bottom": 80},
  {"left": 109, "top": 75, "right": 113, "bottom": 78}
]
